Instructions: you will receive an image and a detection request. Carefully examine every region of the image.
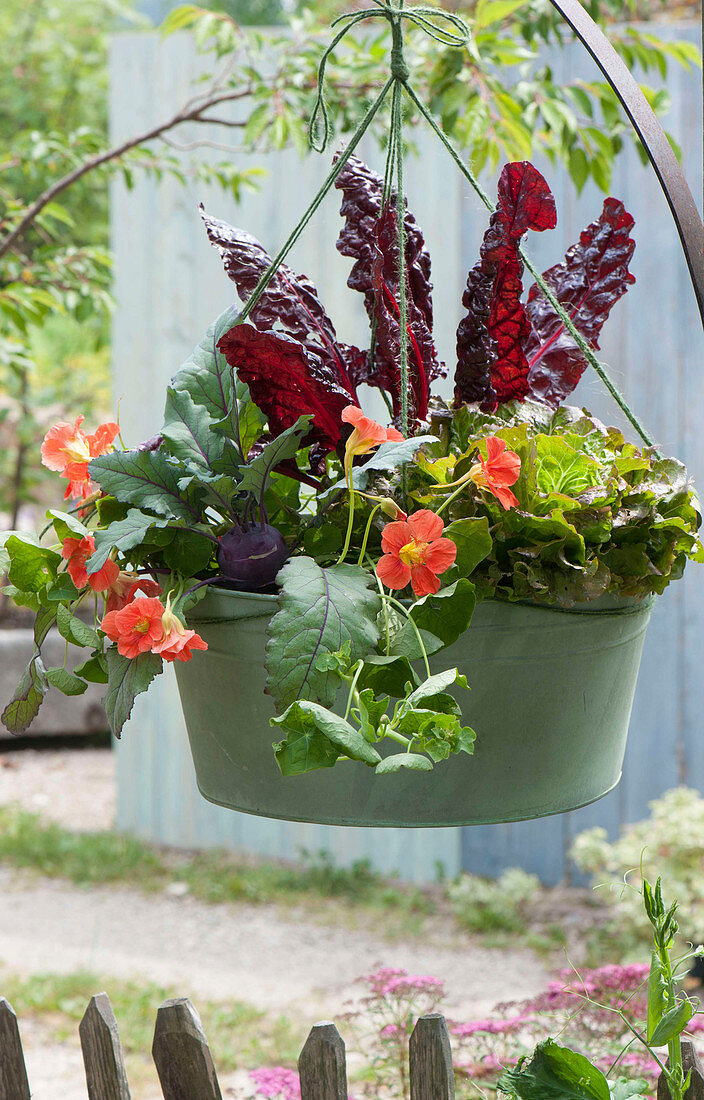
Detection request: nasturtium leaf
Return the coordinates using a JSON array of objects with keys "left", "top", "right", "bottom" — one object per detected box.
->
[
  {"left": 498, "top": 1039, "right": 611, "bottom": 1100},
  {"left": 390, "top": 580, "right": 476, "bottom": 659},
  {"left": 237, "top": 416, "right": 313, "bottom": 502},
  {"left": 89, "top": 450, "right": 203, "bottom": 522},
  {"left": 608, "top": 1080, "right": 649, "bottom": 1100},
  {"left": 1, "top": 655, "right": 48, "bottom": 734},
  {"left": 272, "top": 700, "right": 381, "bottom": 767},
  {"left": 46, "top": 667, "right": 88, "bottom": 696},
  {"left": 46, "top": 509, "right": 89, "bottom": 543},
  {"left": 86, "top": 509, "right": 172, "bottom": 573},
  {"left": 33, "top": 602, "right": 58, "bottom": 648},
  {"left": 161, "top": 529, "right": 215, "bottom": 575},
  {"left": 356, "top": 654, "right": 420, "bottom": 698},
  {"left": 73, "top": 654, "right": 109, "bottom": 684},
  {"left": 103, "top": 649, "right": 163, "bottom": 739},
  {"left": 45, "top": 573, "right": 80, "bottom": 602},
  {"left": 444, "top": 517, "right": 493, "bottom": 576},
  {"left": 6, "top": 534, "right": 60, "bottom": 593},
  {"left": 265, "top": 557, "right": 380, "bottom": 712},
  {"left": 169, "top": 304, "right": 239, "bottom": 426},
  {"left": 375, "top": 753, "right": 433, "bottom": 774},
  {"left": 162, "top": 385, "right": 225, "bottom": 471},
  {"left": 56, "top": 604, "right": 100, "bottom": 649}
]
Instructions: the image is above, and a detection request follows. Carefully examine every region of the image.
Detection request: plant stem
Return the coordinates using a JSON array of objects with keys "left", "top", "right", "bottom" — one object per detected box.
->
[
  {"left": 336, "top": 488, "right": 356, "bottom": 565},
  {"left": 384, "top": 594, "right": 431, "bottom": 679},
  {"left": 343, "top": 661, "right": 364, "bottom": 722},
  {"left": 357, "top": 504, "right": 382, "bottom": 566}
]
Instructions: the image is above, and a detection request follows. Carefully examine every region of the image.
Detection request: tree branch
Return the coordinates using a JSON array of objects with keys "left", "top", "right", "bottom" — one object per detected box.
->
[{"left": 0, "top": 84, "right": 254, "bottom": 261}]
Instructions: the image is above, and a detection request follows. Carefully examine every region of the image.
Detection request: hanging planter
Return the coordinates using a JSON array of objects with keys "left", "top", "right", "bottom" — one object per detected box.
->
[{"left": 2, "top": 1, "right": 703, "bottom": 828}]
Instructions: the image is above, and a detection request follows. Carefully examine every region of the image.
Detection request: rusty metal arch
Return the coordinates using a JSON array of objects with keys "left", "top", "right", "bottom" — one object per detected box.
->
[{"left": 549, "top": 0, "right": 704, "bottom": 329}]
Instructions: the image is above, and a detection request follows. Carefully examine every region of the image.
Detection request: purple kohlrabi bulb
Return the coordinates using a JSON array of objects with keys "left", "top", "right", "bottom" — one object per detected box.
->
[{"left": 217, "top": 522, "right": 289, "bottom": 591}]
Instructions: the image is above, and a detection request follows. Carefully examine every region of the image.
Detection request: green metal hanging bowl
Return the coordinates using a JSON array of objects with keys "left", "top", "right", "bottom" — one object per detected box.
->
[{"left": 175, "top": 587, "right": 653, "bottom": 827}]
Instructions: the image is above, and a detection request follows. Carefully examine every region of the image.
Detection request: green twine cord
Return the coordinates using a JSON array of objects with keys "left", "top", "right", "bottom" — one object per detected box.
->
[{"left": 234, "top": 0, "right": 655, "bottom": 451}]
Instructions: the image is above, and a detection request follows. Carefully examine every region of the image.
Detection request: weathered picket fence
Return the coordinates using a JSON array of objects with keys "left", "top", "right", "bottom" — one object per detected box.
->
[{"left": 2, "top": 993, "right": 704, "bottom": 1100}]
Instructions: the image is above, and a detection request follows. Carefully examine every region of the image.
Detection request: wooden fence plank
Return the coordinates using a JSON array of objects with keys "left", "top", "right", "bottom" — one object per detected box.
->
[
  {"left": 0, "top": 999, "right": 31, "bottom": 1100},
  {"left": 152, "top": 998, "right": 222, "bottom": 1100},
  {"left": 298, "top": 1022, "right": 347, "bottom": 1100},
  {"left": 657, "top": 1039, "right": 704, "bottom": 1100},
  {"left": 409, "top": 1014, "right": 455, "bottom": 1100},
  {"left": 79, "top": 994, "right": 132, "bottom": 1100}
]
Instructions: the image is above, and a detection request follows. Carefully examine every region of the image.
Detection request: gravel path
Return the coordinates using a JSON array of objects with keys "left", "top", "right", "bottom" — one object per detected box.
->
[{"left": 0, "top": 748, "right": 552, "bottom": 1098}]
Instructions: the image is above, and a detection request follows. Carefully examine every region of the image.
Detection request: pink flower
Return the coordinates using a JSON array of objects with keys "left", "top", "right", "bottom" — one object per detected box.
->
[
  {"left": 41, "top": 415, "right": 119, "bottom": 501},
  {"left": 250, "top": 1067, "right": 300, "bottom": 1100}
]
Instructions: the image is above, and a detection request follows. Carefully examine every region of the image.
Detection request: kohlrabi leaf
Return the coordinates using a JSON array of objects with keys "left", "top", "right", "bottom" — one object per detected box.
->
[
  {"left": 272, "top": 700, "right": 381, "bottom": 775},
  {"left": 89, "top": 450, "right": 204, "bottom": 522},
  {"left": 103, "top": 649, "right": 163, "bottom": 739},
  {"left": 454, "top": 161, "right": 557, "bottom": 408},
  {"left": 335, "top": 154, "right": 443, "bottom": 422},
  {"left": 86, "top": 509, "right": 172, "bottom": 573},
  {"left": 525, "top": 198, "right": 636, "bottom": 404},
  {"left": 162, "top": 385, "right": 226, "bottom": 471},
  {"left": 169, "top": 305, "right": 238, "bottom": 427},
  {"left": 237, "top": 416, "right": 313, "bottom": 503},
  {"left": 46, "top": 667, "right": 88, "bottom": 697},
  {"left": 1, "top": 654, "right": 48, "bottom": 734},
  {"left": 265, "top": 557, "right": 381, "bottom": 711},
  {"left": 217, "top": 324, "right": 356, "bottom": 453},
  {"left": 498, "top": 1039, "right": 611, "bottom": 1100},
  {"left": 322, "top": 436, "right": 436, "bottom": 500}
]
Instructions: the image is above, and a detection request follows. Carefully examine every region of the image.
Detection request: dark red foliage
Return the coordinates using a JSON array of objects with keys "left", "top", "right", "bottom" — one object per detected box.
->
[
  {"left": 454, "top": 162, "right": 557, "bottom": 408},
  {"left": 200, "top": 204, "right": 363, "bottom": 395},
  {"left": 524, "top": 198, "right": 636, "bottom": 404},
  {"left": 217, "top": 324, "right": 355, "bottom": 452},
  {"left": 335, "top": 154, "right": 443, "bottom": 423}
]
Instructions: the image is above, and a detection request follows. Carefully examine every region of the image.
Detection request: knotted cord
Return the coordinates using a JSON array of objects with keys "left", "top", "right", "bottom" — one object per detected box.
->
[{"left": 235, "top": 0, "right": 655, "bottom": 448}]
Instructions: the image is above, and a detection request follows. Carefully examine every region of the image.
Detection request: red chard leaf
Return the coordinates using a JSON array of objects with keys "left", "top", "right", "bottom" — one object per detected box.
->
[
  {"left": 525, "top": 198, "right": 636, "bottom": 404},
  {"left": 200, "top": 204, "right": 362, "bottom": 397},
  {"left": 454, "top": 162, "right": 557, "bottom": 408},
  {"left": 217, "top": 324, "right": 355, "bottom": 452},
  {"left": 335, "top": 154, "right": 443, "bottom": 423}
]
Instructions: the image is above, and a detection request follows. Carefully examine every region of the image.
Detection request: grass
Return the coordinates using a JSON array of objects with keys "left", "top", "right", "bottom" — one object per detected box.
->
[
  {"left": 0, "top": 804, "right": 435, "bottom": 936},
  {"left": 0, "top": 967, "right": 302, "bottom": 1087}
]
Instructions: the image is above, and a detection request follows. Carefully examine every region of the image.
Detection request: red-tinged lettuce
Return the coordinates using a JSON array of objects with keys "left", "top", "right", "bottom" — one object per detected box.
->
[
  {"left": 455, "top": 161, "right": 557, "bottom": 409},
  {"left": 524, "top": 199, "right": 636, "bottom": 405},
  {"left": 217, "top": 323, "right": 355, "bottom": 451},
  {"left": 335, "top": 153, "right": 443, "bottom": 424}
]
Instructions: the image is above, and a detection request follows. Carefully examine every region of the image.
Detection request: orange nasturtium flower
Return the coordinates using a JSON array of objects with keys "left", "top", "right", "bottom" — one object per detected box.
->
[
  {"left": 61, "top": 535, "right": 119, "bottom": 592},
  {"left": 468, "top": 436, "right": 521, "bottom": 510},
  {"left": 105, "top": 572, "right": 162, "bottom": 614},
  {"left": 100, "top": 596, "right": 207, "bottom": 663},
  {"left": 376, "top": 510, "right": 457, "bottom": 598},
  {"left": 341, "top": 405, "right": 403, "bottom": 485},
  {"left": 41, "top": 415, "right": 119, "bottom": 501}
]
